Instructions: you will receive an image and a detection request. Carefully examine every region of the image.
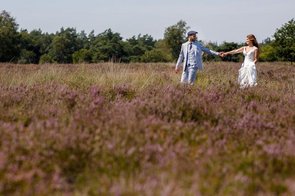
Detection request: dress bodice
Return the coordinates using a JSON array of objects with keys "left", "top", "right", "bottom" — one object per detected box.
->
[{"left": 243, "top": 47, "right": 256, "bottom": 65}]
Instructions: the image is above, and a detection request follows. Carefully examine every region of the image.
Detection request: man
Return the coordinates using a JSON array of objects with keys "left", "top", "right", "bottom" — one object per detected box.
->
[{"left": 175, "top": 30, "right": 222, "bottom": 85}]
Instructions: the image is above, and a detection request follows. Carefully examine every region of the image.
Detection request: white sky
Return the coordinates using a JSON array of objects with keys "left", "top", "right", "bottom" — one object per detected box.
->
[{"left": 1, "top": 0, "right": 294, "bottom": 43}]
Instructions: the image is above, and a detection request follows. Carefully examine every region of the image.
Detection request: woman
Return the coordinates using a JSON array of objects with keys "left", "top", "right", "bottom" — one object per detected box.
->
[{"left": 223, "top": 34, "right": 259, "bottom": 88}]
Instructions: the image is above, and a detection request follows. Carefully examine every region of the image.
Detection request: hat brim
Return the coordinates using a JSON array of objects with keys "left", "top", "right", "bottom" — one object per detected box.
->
[{"left": 187, "top": 32, "right": 198, "bottom": 36}]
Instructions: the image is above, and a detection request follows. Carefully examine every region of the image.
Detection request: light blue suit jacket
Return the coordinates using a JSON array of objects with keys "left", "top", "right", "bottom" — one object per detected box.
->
[{"left": 176, "top": 41, "right": 219, "bottom": 71}]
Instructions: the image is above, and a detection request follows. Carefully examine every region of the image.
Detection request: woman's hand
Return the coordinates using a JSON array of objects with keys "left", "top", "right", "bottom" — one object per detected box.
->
[{"left": 221, "top": 53, "right": 228, "bottom": 57}]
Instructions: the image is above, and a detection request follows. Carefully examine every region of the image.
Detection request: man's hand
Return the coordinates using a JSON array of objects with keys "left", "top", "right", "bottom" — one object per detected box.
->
[
  {"left": 221, "top": 52, "right": 228, "bottom": 58},
  {"left": 218, "top": 52, "right": 224, "bottom": 57},
  {"left": 175, "top": 67, "right": 180, "bottom": 73}
]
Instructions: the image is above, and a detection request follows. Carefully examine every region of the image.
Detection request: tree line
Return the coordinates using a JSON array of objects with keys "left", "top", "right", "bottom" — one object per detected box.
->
[{"left": 0, "top": 10, "right": 294, "bottom": 64}]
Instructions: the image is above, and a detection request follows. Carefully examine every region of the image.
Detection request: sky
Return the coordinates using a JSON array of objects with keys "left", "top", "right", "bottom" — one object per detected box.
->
[{"left": 1, "top": 0, "right": 294, "bottom": 44}]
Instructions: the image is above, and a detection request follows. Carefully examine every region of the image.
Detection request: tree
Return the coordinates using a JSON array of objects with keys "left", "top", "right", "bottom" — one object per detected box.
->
[
  {"left": 39, "top": 54, "right": 54, "bottom": 64},
  {"left": 163, "top": 20, "right": 189, "bottom": 60},
  {"left": 18, "top": 29, "right": 55, "bottom": 64},
  {"left": 259, "top": 42, "right": 278, "bottom": 62},
  {"left": 139, "top": 38, "right": 172, "bottom": 63},
  {"left": 18, "top": 29, "right": 36, "bottom": 64},
  {"left": 273, "top": 19, "right": 295, "bottom": 63},
  {"left": 49, "top": 28, "right": 82, "bottom": 63},
  {"left": 0, "top": 10, "right": 20, "bottom": 62},
  {"left": 72, "top": 49, "right": 92, "bottom": 64},
  {"left": 90, "top": 29, "right": 127, "bottom": 62},
  {"left": 126, "top": 34, "right": 156, "bottom": 62},
  {"left": 203, "top": 41, "right": 220, "bottom": 62},
  {"left": 18, "top": 49, "right": 36, "bottom": 64},
  {"left": 218, "top": 42, "right": 244, "bottom": 62},
  {"left": 31, "top": 30, "right": 54, "bottom": 63}
]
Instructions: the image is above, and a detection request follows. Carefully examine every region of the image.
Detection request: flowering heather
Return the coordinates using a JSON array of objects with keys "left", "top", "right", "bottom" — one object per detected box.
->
[{"left": 0, "top": 62, "right": 294, "bottom": 195}]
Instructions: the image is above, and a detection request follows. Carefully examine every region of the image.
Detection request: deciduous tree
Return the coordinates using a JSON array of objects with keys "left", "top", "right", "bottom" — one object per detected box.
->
[
  {"left": 0, "top": 10, "right": 20, "bottom": 62},
  {"left": 274, "top": 19, "right": 295, "bottom": 63}
]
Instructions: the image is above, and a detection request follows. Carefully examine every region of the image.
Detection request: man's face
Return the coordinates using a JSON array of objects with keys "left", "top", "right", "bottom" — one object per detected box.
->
[{"left": 189, "top": 34, "right": 197, "bottom": 42}]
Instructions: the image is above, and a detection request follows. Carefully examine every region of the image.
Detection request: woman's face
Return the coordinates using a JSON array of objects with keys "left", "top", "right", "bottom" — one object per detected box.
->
[{"left": 246, "top": 38, "right": 252, "bottom": 45}]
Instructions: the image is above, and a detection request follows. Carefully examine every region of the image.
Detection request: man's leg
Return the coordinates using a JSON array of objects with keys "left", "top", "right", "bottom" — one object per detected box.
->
[
  {"left": 188, "top": 67, "right": 198, "bottom": 85},
  {"left": 181, "top": 70, "right": 189, "bottom": 84}
]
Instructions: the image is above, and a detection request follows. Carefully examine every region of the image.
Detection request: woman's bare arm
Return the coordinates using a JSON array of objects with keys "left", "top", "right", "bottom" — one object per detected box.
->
[{"left": 224, "top": 47, "right": 244, "bottom": 56}]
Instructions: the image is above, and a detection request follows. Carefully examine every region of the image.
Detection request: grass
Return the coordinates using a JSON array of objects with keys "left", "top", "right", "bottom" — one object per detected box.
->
[{"left": 0, "top": 62, "right": 294, "bottom": 195}]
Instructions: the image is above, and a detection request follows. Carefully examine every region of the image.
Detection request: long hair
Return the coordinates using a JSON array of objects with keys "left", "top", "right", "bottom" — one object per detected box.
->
[
  {"left": 247, "top": 34, "right": 259, "bottom": 48},
  {"left": 247, "top": 34, "right": 259, "bottom": 56}
]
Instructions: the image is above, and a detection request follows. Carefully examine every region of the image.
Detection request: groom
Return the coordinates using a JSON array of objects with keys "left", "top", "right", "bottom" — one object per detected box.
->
[{"left": 175, "top": 30, "right": 222, "bottom": 85}]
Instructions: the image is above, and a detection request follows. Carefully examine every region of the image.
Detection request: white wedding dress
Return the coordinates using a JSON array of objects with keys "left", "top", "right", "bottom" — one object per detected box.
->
[{"left": 238, "top": 47, "right": 257, "bottom": 88}]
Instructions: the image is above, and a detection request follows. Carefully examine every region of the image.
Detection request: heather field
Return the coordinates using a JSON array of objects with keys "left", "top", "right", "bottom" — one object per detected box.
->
[{"left": 0, "top": 62, "right": 295, "bottom": 195}]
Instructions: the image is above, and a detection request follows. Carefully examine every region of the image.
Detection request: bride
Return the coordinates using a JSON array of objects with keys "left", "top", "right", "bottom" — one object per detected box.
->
[{"left": 222, "top": 34, "right": 259, "bottom": 88}]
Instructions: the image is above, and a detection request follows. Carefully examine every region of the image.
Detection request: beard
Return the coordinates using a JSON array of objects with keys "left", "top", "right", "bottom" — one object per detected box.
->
[{"left": 189, "top": 37, "right": 197, "bottom": 42}]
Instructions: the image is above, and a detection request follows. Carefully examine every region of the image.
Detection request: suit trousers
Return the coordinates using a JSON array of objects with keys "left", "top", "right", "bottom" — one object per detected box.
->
[{"left": 181, "top": 65, "right": 198, "bottom": 84}]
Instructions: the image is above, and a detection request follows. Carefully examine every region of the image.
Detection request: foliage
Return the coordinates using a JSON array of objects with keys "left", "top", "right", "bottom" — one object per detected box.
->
[
  {"left": 49, "top": 28, "right": 83, "bottom": 63},
  {"left": 17, "top": 49, "right": 36, "bottom": 64},
  {"left": 273, "top": 19, "right": 295, "bottom": 63},
  {"left": 126, "top": 34, "right": 156, "bottom": 62},
  {"left": 0, "top": 10, "right": 20, "bottom": 62},
  {"left": 141, "top": 48, "right": 171, "bottom": 62},
  {"left": 259, "top": 42, "right": 278, "bottom": 62},
  {"left": 0, "top": 10, "right": 294, "bottom": 64},
  {"left": 218, "top": 42, "right": 244, "bottom": 62},
  {"left": 72, "top": 49, "right": 92, "bottom": 64},
  {"left": 18, "top": 29, "right": 53, "bottom": 64},
  {"left": 90, "top": 29, "right": 127, "bottom": 63},
  {"left": 39, "top": 54, "right": 54, "bottom": 64},
  {"left": 203, "top": 41, "right": 220, "bottom": 62},
  {"left": 164, "top": 20, "right": 189, "bottom": 60}
]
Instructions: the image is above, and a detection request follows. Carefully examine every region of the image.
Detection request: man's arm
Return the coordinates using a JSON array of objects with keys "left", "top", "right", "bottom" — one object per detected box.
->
[
  {"left": 200, "top": 44, "right": 220, "bottom": 56},
  {"left": 175, "top": 45, "right": 184, "bottom": 73}
]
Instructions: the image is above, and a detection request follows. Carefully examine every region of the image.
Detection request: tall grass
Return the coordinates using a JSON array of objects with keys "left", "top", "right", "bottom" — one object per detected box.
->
[{"left": 0, "top": 62, "right": 294, "bottom": 195}]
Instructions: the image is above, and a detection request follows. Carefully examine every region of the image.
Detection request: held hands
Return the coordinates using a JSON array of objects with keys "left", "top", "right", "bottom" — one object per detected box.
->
[
  {"left": 219, "top": 52, "right": 228, "bottom": 58},
  {"left": 222, "top": 52, "right": 228, "bottom": 58},
  {"left": 175, "top": 51, "right": 229, "bottom": 72}
]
